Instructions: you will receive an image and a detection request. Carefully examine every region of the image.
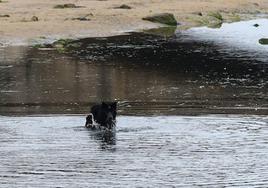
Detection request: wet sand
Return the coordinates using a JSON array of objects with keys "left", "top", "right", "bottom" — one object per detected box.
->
[{"left": 1, "top": 0, "right": 268, "bottom": 45}]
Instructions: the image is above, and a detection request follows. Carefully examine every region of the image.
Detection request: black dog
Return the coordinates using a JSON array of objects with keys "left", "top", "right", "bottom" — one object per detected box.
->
[{"left": 85, "top": 102, "right": 117, "bottom": 130}]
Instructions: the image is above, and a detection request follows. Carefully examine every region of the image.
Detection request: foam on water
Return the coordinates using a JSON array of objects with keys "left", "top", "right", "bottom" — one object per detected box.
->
[{"left": 0, "top": 115, "right": 267, "bottom": 187}]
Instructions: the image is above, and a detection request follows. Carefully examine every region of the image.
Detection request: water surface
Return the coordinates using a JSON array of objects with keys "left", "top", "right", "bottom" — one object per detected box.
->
[
  {"left": 0, "top": 21, "right": 267, "bottom": 115},
  {"left": 0, "top": 115, "right": 267, "bottom": 187}
]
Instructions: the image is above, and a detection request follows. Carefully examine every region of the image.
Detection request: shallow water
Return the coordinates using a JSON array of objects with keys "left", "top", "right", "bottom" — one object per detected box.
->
[
  {"left": 0, "top": 21, "right": 267, "bottom": 115},
  {"left": 0, "top": 115, "right": 267, "bottom": 187}
]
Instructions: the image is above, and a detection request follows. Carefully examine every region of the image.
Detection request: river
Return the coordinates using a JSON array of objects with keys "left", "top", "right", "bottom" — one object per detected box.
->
[{"left": 0, "top": 19, "right": 267, "bottom": 187}]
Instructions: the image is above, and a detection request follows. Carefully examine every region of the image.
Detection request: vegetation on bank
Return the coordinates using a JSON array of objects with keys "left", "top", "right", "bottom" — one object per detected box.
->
[{"left": 33, "top": 38, "right": 82, "bottom": 53}]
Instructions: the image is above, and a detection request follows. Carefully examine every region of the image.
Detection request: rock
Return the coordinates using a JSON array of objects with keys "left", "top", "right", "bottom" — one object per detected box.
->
[
  {"left": 54, "top": 4, "right": 82, "bottom": 9},
  {"left": 72, "top": 17, "right": 90, "bottom": 21},
  {"left": 87, "top": 13, "right": 94, "bottom": 17},
  {"left": 142, "top": 13, "right": 177, "bottom": 26},
  {"left": 196, "top": 11, "right": 223, "bottom": 28},
  {"left": 253, "top": 23, "right": 259, "bottom": 27},
  {"left": 115, "top": 4, "right": 132, "bottom": 9},
  {"left": 259, "top": 38, "right": 268, "bottom": 45},
  {"left": 31, "top": 16, "right": 39, "bottom": 22},
  {"left": 0, "top": 14, "right": 10, "bottom": 17},
  {"left": 71, "top": 13, "right": 93, "bottom": 21},
  {"left": 196, "top": 16, "right": 223, "bottom": 28},
  {"left": 197, "top": 12, "right": 203, "bottom": 16}
]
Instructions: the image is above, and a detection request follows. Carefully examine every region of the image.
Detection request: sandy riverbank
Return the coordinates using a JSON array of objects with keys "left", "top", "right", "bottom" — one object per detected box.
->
[{"left": 0, "top": 0, "right": 268, "bottom": 46}]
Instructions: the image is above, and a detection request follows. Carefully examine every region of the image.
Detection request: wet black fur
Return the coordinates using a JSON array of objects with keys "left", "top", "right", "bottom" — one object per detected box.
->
[{"left": 85, "top": 102, "right": 117, "bottom": 129}]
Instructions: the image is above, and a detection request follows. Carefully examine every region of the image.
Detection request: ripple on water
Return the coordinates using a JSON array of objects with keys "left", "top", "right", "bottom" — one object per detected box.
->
[{"left": 0, "top": 115, "right": 267, "bottom": 187}]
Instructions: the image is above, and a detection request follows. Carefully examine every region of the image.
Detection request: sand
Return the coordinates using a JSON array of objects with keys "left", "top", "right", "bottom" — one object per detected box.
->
[{"left": 0, "top": 0, "right": 268, "bottom": 46}]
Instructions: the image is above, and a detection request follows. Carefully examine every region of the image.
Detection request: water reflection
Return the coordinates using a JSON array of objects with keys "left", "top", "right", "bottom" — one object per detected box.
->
[
  {"left": 88, "top": 130, "right": 117, "bottom": 150},
  {"left": 0, "top": 31, "right": 267, "bottom": 115}
]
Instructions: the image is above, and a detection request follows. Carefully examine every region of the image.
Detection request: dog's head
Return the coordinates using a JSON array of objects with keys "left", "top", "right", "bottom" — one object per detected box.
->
[{"left": 100, "top": 102, "right": 117, "bottom": 128}]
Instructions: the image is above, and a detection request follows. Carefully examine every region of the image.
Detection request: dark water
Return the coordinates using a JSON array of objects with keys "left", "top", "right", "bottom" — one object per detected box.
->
[
  {"left": 0, "top": 30, "right": 267, "bottom": 115},
  {"left": 0, "top": 115, "right": 268, "bottom": 187}
]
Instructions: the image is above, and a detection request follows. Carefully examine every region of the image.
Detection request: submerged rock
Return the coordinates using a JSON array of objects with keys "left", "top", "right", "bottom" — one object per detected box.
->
[
  {"left": 259, "top": 38, "right": 268, "bottom": 45},
  {"left": 142, "top": 13, "right": 177, "bottom": 26}
]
